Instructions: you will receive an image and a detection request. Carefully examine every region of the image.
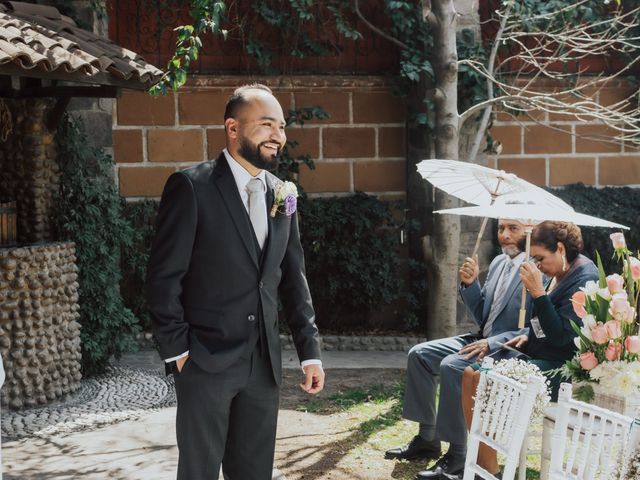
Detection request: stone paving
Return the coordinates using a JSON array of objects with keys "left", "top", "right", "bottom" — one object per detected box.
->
[
  {"left": 1, "top": 347, "right": 409, "bottom": 479},
  {"left": 1, "top": 366, "right": 175, "bottom": 440}
]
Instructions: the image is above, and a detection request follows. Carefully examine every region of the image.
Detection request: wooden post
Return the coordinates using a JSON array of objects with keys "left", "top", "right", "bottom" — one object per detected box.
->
[{"left": 0, "top": 201, "right": 17, "bottom": 246}]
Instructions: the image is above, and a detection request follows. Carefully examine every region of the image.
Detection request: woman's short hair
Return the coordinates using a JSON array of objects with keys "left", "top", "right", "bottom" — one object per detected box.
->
[
  {"left": 530, "top": 221, "right": 584, "bottom": 262},
  {"left": 224, "top": 83, "right": 273, "bottom": 120}
]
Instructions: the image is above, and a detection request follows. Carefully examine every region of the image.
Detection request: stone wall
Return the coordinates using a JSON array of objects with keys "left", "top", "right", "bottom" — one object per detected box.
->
[
  {"left": 0, "top": 242, "right": 82, "bottom": 410},
  {"left": 113, "top": 75, "right": 407, "bottom": 201},
  {"left": 0, "top": 99, "right": 59, "bottom": 244}
]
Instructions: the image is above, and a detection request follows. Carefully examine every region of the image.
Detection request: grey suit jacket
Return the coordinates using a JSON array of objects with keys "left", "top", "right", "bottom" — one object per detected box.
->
[{"left": 459, "top": 253, "right": 532, "bottom": 351}]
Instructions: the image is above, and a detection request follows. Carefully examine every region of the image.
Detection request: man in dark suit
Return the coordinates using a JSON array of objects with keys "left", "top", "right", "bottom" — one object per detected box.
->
[
  {"left": 385, "top": 220, "right": 531, "bottom": 480},
  {"left": 146, "top": 84, "right": 324, "bottom": 480}
]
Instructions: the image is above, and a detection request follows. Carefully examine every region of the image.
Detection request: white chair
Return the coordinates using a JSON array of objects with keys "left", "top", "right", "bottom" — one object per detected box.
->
[
  {"left": 547, "top": 383, "right": 635, "bottom": 480},
  {"left": 463, "top": 357, "right": 545, "bottom": 480}
]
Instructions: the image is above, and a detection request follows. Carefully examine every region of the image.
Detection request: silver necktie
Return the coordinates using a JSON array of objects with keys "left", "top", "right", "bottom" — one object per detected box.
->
[
  {"left": 246, "top": 178, "right": 267, "bottom": 250},
  {"left": 483, "top": 261, "right": 514, "bottom": 338}
]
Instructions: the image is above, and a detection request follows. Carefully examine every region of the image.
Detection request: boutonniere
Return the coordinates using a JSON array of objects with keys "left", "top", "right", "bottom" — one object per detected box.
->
[{"left": 270, "top": 181, "right": 298, "bottom": 217}]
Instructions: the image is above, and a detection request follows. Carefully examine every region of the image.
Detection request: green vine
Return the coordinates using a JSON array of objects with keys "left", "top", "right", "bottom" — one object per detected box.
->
[
  {"left": 54, "top": 116, "right": 140, "bottom": 376},
  {"left": 150, "top": 0, "right": 227, "bottom": 95}
]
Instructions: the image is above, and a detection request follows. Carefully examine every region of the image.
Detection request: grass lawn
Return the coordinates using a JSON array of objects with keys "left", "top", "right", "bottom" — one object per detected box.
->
[{"left": 295, "top": 379, "right": 542, "bottom": 479}]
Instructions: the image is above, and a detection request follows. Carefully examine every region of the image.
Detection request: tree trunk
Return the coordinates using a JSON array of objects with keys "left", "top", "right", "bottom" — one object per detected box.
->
[{"left": 424, "top": 0, "right": 461, "bottom": 339}]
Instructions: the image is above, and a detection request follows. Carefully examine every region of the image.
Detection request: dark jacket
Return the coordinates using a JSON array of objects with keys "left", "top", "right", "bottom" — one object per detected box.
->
[
  {"left": 526, "top": 254, "right": 598, "bottom": 362},
  {"left": 145, "top": 153, "right": 321, "bottom": 384}
]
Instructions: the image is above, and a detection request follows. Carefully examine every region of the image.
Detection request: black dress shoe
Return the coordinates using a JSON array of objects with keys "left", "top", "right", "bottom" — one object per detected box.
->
[
  {"left": 384, "top": 435, "right": 441, "bottom": 461},
  {"left": 415, "top": 452, "right": 466, "bottom": 479}
]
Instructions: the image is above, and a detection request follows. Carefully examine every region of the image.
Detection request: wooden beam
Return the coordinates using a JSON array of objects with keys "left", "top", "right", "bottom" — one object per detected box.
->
[
  {"left": 0, "top": 85, "right": 119, "bottom": 98},
  {"left": 0, "top": 64, "right": 155, "bottom": 91},
  {"left": 46, "top": 96, "right": 72, "bottom": 131}
]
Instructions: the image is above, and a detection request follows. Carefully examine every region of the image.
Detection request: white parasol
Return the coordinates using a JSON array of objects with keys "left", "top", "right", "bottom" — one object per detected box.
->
[
  {"left": 417, "top": 159, "right": 573, "bottom": 255},
  {"left": 435, "top": 200, "right": 629, "bottom": 328}
]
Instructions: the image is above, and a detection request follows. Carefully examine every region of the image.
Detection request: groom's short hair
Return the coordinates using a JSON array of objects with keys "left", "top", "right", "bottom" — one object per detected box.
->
[{"left": 224, "top": 83, "right": 273, "bottom": 120}]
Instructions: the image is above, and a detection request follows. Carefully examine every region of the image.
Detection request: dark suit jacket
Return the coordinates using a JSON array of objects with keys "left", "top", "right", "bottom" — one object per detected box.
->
[{"left": 146, "top": 153, "right": 321, "bottom": 384}]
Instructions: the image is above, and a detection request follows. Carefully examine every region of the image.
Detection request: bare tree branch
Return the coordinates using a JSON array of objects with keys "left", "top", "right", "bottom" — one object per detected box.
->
[{"left": 353, "top": 0, "right": 410, "bottom": 50}]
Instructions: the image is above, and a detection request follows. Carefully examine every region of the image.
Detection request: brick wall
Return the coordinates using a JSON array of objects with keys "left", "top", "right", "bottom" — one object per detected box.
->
[
  {"left": 487, "top": 82, "right": 640, "bottom": 187},
  {"left": 113, "top": 76, "right": 407, "bottom": 199}
]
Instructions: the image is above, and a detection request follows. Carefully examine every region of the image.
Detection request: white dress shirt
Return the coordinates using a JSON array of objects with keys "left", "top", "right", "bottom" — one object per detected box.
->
[{"left": 165, "top": 150, "right": 321, "bottom": 371}]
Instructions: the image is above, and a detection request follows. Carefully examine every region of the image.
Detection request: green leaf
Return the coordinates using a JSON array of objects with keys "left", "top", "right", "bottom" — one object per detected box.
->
[{"left": 596, "top": 251, "right": 607, "bottom": 288}]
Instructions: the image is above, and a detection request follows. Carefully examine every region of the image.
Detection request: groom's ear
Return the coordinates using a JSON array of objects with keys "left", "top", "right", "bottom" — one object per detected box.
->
[{"left": 225, "top": 117, "right": 238, "bottom": 140}]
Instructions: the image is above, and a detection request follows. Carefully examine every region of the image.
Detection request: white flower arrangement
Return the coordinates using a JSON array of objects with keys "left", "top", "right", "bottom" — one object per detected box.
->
[
  {"left": 475, "top": 358, "right": 551, "bottom": 419},
  {"left": 587, "top": 360, "right": 640, "bottom": 396}
]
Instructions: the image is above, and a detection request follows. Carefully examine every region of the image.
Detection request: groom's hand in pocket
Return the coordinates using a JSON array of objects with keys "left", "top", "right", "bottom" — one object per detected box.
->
[
  {"left": 300, "top": 364, "right": 325, "bottom": 394},
  {"left": 176, "top": 355, "right": 189, "bottom": 373}
]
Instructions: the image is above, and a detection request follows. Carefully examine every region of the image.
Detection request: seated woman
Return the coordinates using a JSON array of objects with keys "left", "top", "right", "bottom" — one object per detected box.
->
[{"left": 460, "top": 221, "right": 599, "bottom": 477}]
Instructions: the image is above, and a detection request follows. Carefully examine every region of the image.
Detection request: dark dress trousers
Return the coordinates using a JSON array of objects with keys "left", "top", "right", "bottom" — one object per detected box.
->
[{"left": 146, "top": 153, "right": 321, "bottom": 479}]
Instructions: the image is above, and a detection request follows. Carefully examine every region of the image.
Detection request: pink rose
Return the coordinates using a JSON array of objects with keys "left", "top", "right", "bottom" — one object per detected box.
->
[
  {"left": 605, "top": 320, "right": 622, "bottom": 339},
  {"left": 591, "top": 324, "right": 609, "bottom": 345},
  {"left": 610, "top": 232, "right": 626, "bottom": 250},
  {"left": 579, "top": 352, "right": 599, "bottom": 370},
  {"left": 610, "top": 296, "right": 632, "bottom": 322},
  {"left": 625, "top": 335, "right": 640, "bottom": 354},
  {"left": 571, "top": 291, "right": 587, "bottom": 318},
  {"left": 606, "top": 274, "right": 624, "bottom": 294},
  {"left": 605, "top": 341, "right": 622, "bottom": 361},
  {"left": 629, "top": 257, "right": 640, "bottom": 281}
]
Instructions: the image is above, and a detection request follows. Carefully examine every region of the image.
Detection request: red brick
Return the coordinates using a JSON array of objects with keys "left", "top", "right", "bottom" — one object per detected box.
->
[
  {"left": 299, "top": 162, "right": 351, "bottom": 193},
  {"left": 489, "top": 125, "right": 521, "bottom": 155},
  {"left": 549, "top": 157, "right": 596, "bottom": 186},
  {"left": 323, "top": 128, "right": 375, "bottom": 158},
  {"left": 117, "top": 90, "right": 174, "bottom": 126},
  {"left": 354, "top": 161, "right": 405, "bottom": 192},
  {"left": 378, "top": 127, "right": 406, "bottom": 157},
  {"left": 206, "top": 128, "right": 226, "bottom": 159},
  {"left": 148, "top": 129, "right": 204, "bottom": 162},
  {"left": 495, "top": 109, "right": 546, "bottom": 122},
  {"left": 524, "top": 125, "right": 572, "bottom": 154},
  {"left": 353, "top": 92, "right": 405, "bottom": 123},
  {"left": 119, "top": 166, "right": 175, "bottom": 197},
  {"left": 294, "top": 92, "right": 349, "bottom": 124},
  {"left": 497, "top": 157, "right": 546, "bottom": 186},
  {"left": 575, "top": 124, "right": 623, "bottom": 154},
  {"left": 178, "top": 90, "right": 230, "bottom": 125},
  {"left": 286, "top": 127, "right": 320, "bottom": 158},
  {"left": 600, "top": 156, "right": 640, "bottom": 185},
  {"left": 113, "top": 129, "right": 143, "bottom": 163}
]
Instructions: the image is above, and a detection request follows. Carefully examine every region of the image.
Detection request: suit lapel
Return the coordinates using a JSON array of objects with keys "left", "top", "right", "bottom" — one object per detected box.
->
[
  {"left": 211, "top": 153, "right": 259, "bottom": 269},
  {"left": 491, "top": 258, "right": 521, "bottom": 321}
]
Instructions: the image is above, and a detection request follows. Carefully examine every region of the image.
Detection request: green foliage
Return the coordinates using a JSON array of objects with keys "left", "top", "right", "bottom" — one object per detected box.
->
[
  {"left": 275, "top": 106, "right": 329, "bottom": 185},
  {"left": 120, "top": 200, "right": 159, "bottom": 332},
  {"left": 572, "top": 383, "right": 595, "bottom": 402},
  {"left": 549, "top": 184, "right": 640, "bottom": 272},
  {"left": 149, "top": 0, "right": 227, "bottom": 95},
  {"left": 298, "top": 193, "right": 405, "bottom": 330},
  {"left": 54, "top": 116, "right": 140, "bottom": 375}
]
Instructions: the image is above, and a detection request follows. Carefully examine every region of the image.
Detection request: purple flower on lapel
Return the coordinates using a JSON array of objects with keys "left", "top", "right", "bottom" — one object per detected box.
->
[
  {"left": 284, "top": 194, "right": 297, "bottom": 215},
  {"left": 271, "top": 181, "right": 299, "bottom": 217}
]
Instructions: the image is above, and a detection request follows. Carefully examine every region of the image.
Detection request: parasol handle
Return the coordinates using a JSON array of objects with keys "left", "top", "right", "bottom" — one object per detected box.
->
[
  {"left": 471, "top": 217, "right": 490, "bottom": 258},
  {"left": 470, "top": 185, "right": 500, "bottom": 258},
  {"left": 519, "top": 227, "right": 533, "bottom": 328}
]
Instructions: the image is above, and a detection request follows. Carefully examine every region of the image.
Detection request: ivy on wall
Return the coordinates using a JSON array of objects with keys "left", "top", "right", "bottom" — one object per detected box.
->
[{"left": 54, "top": 116, "right": 140, "bottom": 375}]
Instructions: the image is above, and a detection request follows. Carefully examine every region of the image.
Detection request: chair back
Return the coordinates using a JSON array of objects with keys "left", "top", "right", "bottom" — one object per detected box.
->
[
  {"left": 548, "top": 383, "right": 635, "bottom": 480},
  {"left": 463, "top": 357, "right": 545, "bottom": 480}
]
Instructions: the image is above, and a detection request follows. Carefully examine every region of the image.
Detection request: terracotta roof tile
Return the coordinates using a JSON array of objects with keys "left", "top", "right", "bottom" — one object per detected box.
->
[{"left": 0, "top": 2, "right": 162, "bottom": 88}]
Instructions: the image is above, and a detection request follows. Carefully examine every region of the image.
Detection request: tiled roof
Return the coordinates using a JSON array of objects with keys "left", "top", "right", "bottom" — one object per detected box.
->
[{"left": 0, "top": 1, "right": 162, "bottom": 88}]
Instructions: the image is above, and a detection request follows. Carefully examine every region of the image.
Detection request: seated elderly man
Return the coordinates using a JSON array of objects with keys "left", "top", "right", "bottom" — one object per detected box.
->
[{"left": 385, "top": 219, "right": 532, "bottom": 480}]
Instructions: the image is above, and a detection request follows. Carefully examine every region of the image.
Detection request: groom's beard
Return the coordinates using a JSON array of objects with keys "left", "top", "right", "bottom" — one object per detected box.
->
[
  {"left": 238, "top": 137, "right": 281, "bottom": 172},
  {"left": 502, "top": 244, "right": 521, "bottom": 258}
]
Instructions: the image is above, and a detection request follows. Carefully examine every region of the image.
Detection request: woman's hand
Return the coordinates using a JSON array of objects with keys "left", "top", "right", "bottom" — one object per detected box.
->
[
  {"left": 519, "top": 261, "right": 546, "bottom": 298},
  {"left": 505, "top": 334, "right": 528, "bottom": 349}
]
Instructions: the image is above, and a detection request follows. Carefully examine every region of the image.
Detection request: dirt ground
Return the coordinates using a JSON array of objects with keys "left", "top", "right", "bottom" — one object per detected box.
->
[{"left": 275, "top": 368, "right": 426, "bottom": 480}]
